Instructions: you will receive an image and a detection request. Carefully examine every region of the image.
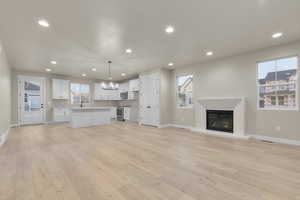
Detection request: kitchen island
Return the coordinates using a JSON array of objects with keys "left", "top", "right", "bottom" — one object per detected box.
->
[{"left": 70, "top": 107, "right": 111, "bottom": 128}]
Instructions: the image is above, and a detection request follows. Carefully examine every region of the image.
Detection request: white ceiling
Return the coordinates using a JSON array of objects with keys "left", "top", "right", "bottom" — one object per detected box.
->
[{"left": 1, "top": 0, "right": 300, "bottom": 80}]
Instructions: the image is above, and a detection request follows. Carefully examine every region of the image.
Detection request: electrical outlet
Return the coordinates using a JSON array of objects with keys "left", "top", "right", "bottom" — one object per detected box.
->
[{"left": 275, "top": 126, "right": 281, "bottom": 132}]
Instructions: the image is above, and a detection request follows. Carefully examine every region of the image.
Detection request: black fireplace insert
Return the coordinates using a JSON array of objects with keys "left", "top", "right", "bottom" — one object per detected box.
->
[{"left": 206, "top": 110, "right": 233, "bottom": 133}]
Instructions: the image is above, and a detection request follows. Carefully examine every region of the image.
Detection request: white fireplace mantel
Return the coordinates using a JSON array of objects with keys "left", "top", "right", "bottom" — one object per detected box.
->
[{"left": 192, "top": 97, "right": 248, "bottom": 139}]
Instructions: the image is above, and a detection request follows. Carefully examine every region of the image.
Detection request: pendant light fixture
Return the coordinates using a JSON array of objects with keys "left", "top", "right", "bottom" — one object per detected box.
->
[{"left": 102, "top": 61, "right": 119, "bottom": 90}]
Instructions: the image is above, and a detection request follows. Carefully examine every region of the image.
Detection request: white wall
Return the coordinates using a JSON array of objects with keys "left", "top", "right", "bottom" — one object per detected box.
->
[
  {"left": 0, "top": 41, "right": 11, "bottom": 145},
  {"left": 171, "top": 41, "right": 300, "bottom": 140}
]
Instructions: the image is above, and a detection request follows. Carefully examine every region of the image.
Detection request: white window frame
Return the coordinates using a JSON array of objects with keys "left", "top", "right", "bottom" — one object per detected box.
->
[
  {"left": 70, "top": 83, "right": 91, "bottom": 105},
  {"left": 175, "top": 74, "right": 194, "bottom": 109},
  {"left": 257, "top": 55, "right": 299, "bottom": 111}
]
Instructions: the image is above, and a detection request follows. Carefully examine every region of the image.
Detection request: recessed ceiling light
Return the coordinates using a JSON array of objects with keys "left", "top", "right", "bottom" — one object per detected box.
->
[
  {"left": 38, "top": 19, "right": 50, "bottom": 27},
  {"left": 125, "top": 48, "right": 132, "bottom": 54},
  {"left": 91, "top": 68, "right": 97, "bottom": 72},
  {"left": 165, "top": 25, "right": 175, "bottom": 34},
  {"left": 272, "top": 32, "right": 283, "bottom": 39},
  {"left": 206, "top": 51, "right": 213, "bottom": 56},
  {"left": 50, "top": 60, "right": 57, "bottom": 65},
  {"left": 121, "top": 73, "right": 126, "bottom": 76},
  {"left": 82, "top": 73, "right": 87, "bottom": 77},
  {"left": 168, "top": 62, "right": 174, "bottom": 67},
  {"left": 45, "top": 68, "right": 52, "bottom": 72}
]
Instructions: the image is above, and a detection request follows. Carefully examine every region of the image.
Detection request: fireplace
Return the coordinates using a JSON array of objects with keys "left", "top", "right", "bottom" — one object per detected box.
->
[
  {"left": 195, "top": 98, "right": 245, "bottom": 138},
  {"left": 206, "top": 110, "right": 233, "bottom": 133}
]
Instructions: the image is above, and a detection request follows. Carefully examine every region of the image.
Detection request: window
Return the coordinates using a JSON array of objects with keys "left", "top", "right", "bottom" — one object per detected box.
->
[
  {"left": 278, "top": 96, "right": 283, "bottom": 105},
  {"left": 271, "top": 96, "right": 276, "bottom": 105},
  {"left": 257, "top": 56, "right": 298, "bottom": 110},
  {"left": 70, "top": 83, "right": 91, "bottom": 104},
  {"left": 176, "top": 74, "right": 193, "bottom": 108}
]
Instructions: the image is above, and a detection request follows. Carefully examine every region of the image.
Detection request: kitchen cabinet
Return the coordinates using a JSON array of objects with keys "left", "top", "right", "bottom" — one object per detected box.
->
[
  {"left": 119, "top": 82, "right": 129, "bottom": 92},
  {"left": 52, "top": 79, "right": 70, "bottom": 99},
  {"left": 121, "top": 107, "right": 138, "bottom": 121},
  {"left": 129, "top": 79, "right": 140, "bottom": 91},
  {"left": 94, "top": 80, "right": 139, "bottom": 101},
  {"left": 111, "top": 107, "right": 117, "bottom": 119},
  {"left": 70, "top": 107, "right": 111, "bottom": 128},
  {"left": 124, "top": 107, "right": 130, "bottom": 120},
  {"left": 94, "top": 83, "right": 120, "bottom": 100},
  {"left": 53, "top": 108, "right": 70, "bottom": 122},
  {"left": 128, "top": 91, "right": 138, "bottom": 100}
]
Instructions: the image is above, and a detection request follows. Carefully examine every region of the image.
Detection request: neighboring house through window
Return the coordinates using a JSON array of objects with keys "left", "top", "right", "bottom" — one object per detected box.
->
[
  {"left": 24, "top": 81, "right": 41, "bottom": 111},
  {"left": 257, "top": 56, "right": 298, "bottom": 110},
  {"left": 70, "top": 83, "right": 91, "bottom": 104},
  {"left": 176, "top": 74, "right": 193, "bottom": 108}
]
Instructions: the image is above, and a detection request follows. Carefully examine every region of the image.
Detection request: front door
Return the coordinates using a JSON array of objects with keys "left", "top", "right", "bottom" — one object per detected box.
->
[{"left": 18, "top": 76, "right": 46, "bottom": 125}]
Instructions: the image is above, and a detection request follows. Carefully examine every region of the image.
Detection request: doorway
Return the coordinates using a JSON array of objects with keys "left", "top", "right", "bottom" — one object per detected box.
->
[{"left": 18, "top": 76, "right": 46, "bottom": 125}]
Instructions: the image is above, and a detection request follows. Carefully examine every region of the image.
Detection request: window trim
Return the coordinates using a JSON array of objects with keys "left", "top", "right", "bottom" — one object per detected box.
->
[
  {"left": 256, "top": 55, "right": 299, "bottom": 111},
  {"left": 70, "top": 82, "right": 91, "bottom": 105},
  {"left": 175, "top": 74, "right": 194, "bottom": 109}
]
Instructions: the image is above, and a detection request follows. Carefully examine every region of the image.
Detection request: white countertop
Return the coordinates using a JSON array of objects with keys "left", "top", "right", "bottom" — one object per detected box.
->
[{"left": 70, "top": 107, "right": 111, "bottom": 111}]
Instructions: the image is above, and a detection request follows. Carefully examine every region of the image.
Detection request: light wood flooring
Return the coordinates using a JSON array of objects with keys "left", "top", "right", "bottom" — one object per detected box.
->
[{"left": 1, "top": 122, "right": 300, "bottom": 200}]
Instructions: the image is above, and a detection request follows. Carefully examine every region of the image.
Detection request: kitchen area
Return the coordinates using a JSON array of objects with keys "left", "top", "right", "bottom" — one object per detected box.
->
[
  {"left": 12, "top": 68, "right": 169, "bottom": 128},
  {"left": 51, "top": 77, "right": 140, "bottom": 128}
]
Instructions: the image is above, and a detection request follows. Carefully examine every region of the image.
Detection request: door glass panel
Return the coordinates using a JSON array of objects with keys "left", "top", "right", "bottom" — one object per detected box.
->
[{"left": 24, "top": 80, "right": 41, "bottom": 112}]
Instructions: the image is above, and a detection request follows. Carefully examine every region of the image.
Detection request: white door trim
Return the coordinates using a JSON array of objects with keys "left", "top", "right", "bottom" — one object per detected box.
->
[{"left": 18, "top": 75, "right": 46, "bottom": 125}]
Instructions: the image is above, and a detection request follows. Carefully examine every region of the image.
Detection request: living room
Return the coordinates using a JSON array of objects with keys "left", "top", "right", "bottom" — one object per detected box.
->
[{"left": 0, "top": 0, "right": 300, "bottom": 199}]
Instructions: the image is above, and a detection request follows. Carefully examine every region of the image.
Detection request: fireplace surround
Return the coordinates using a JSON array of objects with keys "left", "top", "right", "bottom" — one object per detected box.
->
[{"left": 193, "top": 97, "right": 247, "bottom": 138}]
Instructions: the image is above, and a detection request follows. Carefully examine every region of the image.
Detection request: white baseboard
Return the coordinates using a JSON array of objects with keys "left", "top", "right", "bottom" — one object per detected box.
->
[
  {"left": 158, "top": 124, "right": 194, "bottom": 129},
  {"left": 12, "top": 121, "right": 299, "bottom": 146},
  {"left": 158, "top": 124, "right": 170, "bottom": 128},
  {"left": 191, "top": 129, "right": 300, "bottom": 146},
  {"left": 45, "top": 121, "right": 70, "bottom": 125},
  {"left": 169, "top": 124, "right": 194, "bottom": 130},
  {"left": 0, "top": 127, "right": 10, "bottom": 147},
  {"left": 10, "top": 123, "right": 19, "bottom": 128},
  {"left": 162, "top": 124, "right": 247, "bottom": 140},
  {"left": 250, "top": 135, "right": 300, "bottom": 146},
  {"left": 157, "top": 124, "right": 173, "bottom": 128},
  {"left": 7, "top": 121, "right": 300, "bottom": 146},
  {"left": 191, "top": 127, "right": 250, "bottom": 140}
]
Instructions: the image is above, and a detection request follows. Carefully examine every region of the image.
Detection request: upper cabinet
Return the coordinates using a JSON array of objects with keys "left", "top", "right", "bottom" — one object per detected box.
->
[
  {"left": 52, "top": 79, "right": 70, "bottom": 100},
  {"left": 129, "top": 79, "right": 140, "bottom": 91},
  {"left": 94, "top": 83, "right": 120, "bottom": 100},
  {"left": 94, "top": 78, "right": 140, "bottom": 101},
  {"left": 119, "top": 82, "right": 129, "bottom": 92}
]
